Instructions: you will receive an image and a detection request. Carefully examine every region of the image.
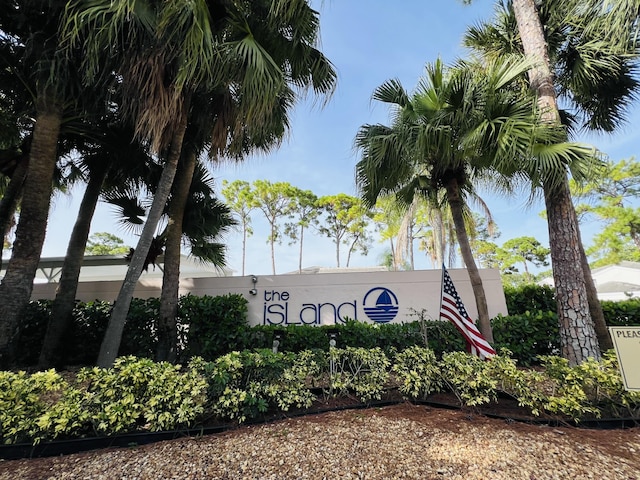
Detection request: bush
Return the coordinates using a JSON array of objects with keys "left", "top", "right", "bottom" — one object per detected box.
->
[
  {"left": 328, "top": 346, "right": 390, "bottom": 402},
  {"left": 539, "top": 351, "right": 640, "bottom": 420},
  {"left": 3, "top": 350, "right": 640, "bottom": 445},
  {"left": 194, "top": 349, "right": 321, "bottom": 422},
  {"left": 503, "top": 284, "right": 556, "bottom": 315},
  {"left": 601, "top": 298, "right": 640, "bottom": 326},
  {"left": 492, "top": 311, "right": 560, "bottom": 365},
  {"left": 0, "top": 369, "right": 66, "bottom": 444},
  {"left": 72, "top": 356, "right": 207, "bottom": 435},
  {"left": 392, "top": 346, "right": 443, "bottom": 400}
]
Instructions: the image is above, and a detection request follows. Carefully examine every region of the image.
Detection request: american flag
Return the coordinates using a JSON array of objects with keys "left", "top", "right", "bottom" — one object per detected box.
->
[{"left": 439, "top": 266, "right": 496, "bottom": 360}]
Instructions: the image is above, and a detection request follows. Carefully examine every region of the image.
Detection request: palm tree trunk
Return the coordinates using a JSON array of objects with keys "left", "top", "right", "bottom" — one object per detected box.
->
[
  {"left": 0, "top": 103, "right": 62, "bottom": 368},
  {"left": 0, "top": 153, "right": 29, "bottom": 270},
  {"left": 157, "top": 149, "right": 197, "bottom": 363},
  {"left": 97, "top": 101, "right": 189, "bottom": 368},
  {"left": 511, "top": 0, "right": 602, "bottom": 364},
  {"left": 445, "top": 176, "right": 494, "bottom": 344},
  {"left": 431, "top": 207, "right": 445, "bottom": 267},
  {"left": 38, "top": 163, "right": 108, "bottom": 368}
]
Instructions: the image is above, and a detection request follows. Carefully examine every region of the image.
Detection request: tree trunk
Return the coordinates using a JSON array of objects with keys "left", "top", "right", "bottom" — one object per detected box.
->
[
  {"left": 0, "top": 103, "right": 62, "bottom": 368},
  {"left": 270, "top": 223, "right": 276, "bottom": 275},
  {"left": 445, "top": 177, "right": 494, "bottom": 344},
  {"left": 97, "top": 102, "right": 189, "bottom": 368},
  {"left": 511, "top": 0, "right": 560, "bottom": 123},
  {"left": 431, "top": 207, "right": 445, "bottom": 267},
  {"left": 0, "top": 153, "right": 29, "bottom": 270},
  {"left": 298, "top": 226, "right": 304, "bottom": 273},
  {"left": 157, "top": 149, "right": 197, "bottom": 363},
  {"left": 346, "top": 235, "right": 358, "bottom": 267},
  {"left": 38, "top": 164, "right": 108, "bottom": 368},
  {"left": 241, "top": 221, "right": 247, "bottom": 276},
  {"left": 578, "top": 219, "right": 613, "bottom": 351},
  {"left": 511, "top": 0, "right": 602, "bottom": 364},
  {"left": 545, "top": 181, "right": 601, "bottom": 364}
]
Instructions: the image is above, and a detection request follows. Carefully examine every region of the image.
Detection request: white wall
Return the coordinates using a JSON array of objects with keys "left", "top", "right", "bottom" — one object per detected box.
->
[{"left": 31, "top": 268, "right": 508, "bottom": 326}]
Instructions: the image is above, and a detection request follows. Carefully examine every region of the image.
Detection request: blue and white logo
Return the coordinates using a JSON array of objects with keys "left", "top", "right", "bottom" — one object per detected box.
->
[{"left": 363, "top": 287, "right": 399, "bottom": 324}]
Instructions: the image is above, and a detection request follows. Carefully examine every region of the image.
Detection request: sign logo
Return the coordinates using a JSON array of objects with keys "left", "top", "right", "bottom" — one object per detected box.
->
[{"left": 363, "top": 287, "right": 399, "bottom": 324}]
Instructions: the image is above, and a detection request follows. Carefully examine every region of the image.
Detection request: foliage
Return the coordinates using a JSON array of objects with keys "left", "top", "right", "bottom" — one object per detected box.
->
[
  {"left": 181, "top": 294, "right": 249, "bottom": 361},
  {"left": 0, "top": 369, "right": 67, "bottom": 444},
  {"left": 491, "top": 311, "right": 561, "bottom": 366},
  {"left": 220, "top": 180, "right": 255, "bottom": 276},
  {"left": 71, "top": 356, "right": 207, "bottom": 435},
  {"left": 3, "top": 349, "right": 640, "bottom": 445},
  {"left": 539, "top": 351, "right": 640, "bottom": 420},
  {"left": 503, "top": 283, "right": 557, "bottom": 315},
  {"left": 84, "top": 232, "right": 130, "bottom": 256},
  {"left": 328, "top": 347, "right": 390, "bottom": 402},
  {"left": 193, "top": 349, "right": 321, "bottom": 423},
  {"left": 13, "top": 300, "right": 53, "bottom": 366},
  {"left": 250, "top": 180, "right": 297, "bottom": 274},
  {"left": 571, "top": 159, "right": 640, "bottom": 267},
  {"left": 439, "top": 351, "right": 499, "bottom": 406},
  {"left": 601, "top": 298, "right": 640, "bottom": 325},
  {"left": 14, "top": 294, "right": 248, "bottom": 367},
  {"left": 499, "top": 236, "right": 550, "bottom": 279},
  {"left": 392, "top": 346, "right": 443, "bottom": 400},
  {"left": 12, "top": 292, "right": 640, "bottom": 372},
  {"left": 316, "top": 194, "right": 373, "bottom": 268}
]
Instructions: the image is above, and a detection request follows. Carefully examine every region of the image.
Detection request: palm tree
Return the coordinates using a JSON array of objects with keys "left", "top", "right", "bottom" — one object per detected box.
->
[
  {"left": 0, "top": 0, "right": 93, "bottom": 367},
  {"left": 355, "top": 56, "right": 598, "bottom": 347},
  {"left": 463, "top": 0, "right": 639, "bottom": 358},
  {"left": 38, "top": 122, "right": 153, "bottom": 368},
  {"left": 156, "top": 159, "right": 235, "bottom": 363},
  {"left": 63, "top": 0, "right": 335, "bottom": 366}
]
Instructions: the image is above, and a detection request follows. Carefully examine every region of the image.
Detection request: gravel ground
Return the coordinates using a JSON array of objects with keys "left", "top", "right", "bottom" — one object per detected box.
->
[{"left": 1, "top": 403, "right": 639, "bottom": 480}]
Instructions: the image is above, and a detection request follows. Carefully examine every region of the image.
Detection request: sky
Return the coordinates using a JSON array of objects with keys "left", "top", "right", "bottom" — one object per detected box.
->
[{"left": 34, "top": 0, "right": 640, "bottom": 276}]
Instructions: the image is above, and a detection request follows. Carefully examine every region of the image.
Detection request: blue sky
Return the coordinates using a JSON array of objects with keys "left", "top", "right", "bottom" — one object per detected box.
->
[{"left": 38, "top": 0, "right": 640, "bottom": 276}]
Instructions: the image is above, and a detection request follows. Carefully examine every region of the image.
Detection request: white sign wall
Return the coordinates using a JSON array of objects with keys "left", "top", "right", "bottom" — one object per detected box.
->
[{"left": 31, "top": 268, "right": 509, "bottom": 326}]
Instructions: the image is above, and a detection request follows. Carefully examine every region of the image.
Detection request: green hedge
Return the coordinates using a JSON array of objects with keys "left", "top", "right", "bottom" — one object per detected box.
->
[
  {"left": 15, "top": 294, "right": 249, "bottom": 366},
  {"left": 503, "top": 284, "right": 556, "bottom": 315},
  {"left": 15, "top": 291, "right": 639, "bottom": 368},
  {"left": 601, "top": 298, "right": 640, "bottom": 325}
]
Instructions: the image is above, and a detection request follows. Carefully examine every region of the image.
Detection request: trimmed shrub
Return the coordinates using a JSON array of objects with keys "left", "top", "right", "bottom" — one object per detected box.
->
[
  {"left": 492, "top": 311, "right": 560, "bottom": 366},
  {"left": 503, "top": 284, "right": 556, "bottom": 315},
  {"left": 181, "top": 293, "right": 249, "bottom": 361},
  {"left": 601, "top": 298, "right": 640, "bottom": 326}
]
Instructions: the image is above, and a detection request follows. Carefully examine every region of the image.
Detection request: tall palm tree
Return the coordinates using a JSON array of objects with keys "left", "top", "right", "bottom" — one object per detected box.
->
[
  {"left": 37, "top": 121, "right": 153, "bottom": 368},
  {"left": 463, "top": 0, "right": 639, "bottom": 358},
  {"left": 63, "top": 0, "right": 335, "bottom": 366},
  {"left": 356, "top": 56, "right": 598, "bottom": 346},
  {"left": 156, "top": 159, "right": 235, "bottom": 362},
  {"left": 0, "top": 0, "right": 95, "bottom": 367},
  {"left": 157, "top": 79, "right": 298, "bottom": 362}
]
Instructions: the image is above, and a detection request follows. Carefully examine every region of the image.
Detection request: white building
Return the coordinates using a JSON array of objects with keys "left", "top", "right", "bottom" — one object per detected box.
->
[{"left": 540, "top": 261, "right": 640, "bottom": 301}]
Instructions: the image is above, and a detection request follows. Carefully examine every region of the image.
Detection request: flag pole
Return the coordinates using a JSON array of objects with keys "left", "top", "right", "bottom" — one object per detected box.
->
[{"left": 439, "top": 263, "right": 445, "bottom": 322}]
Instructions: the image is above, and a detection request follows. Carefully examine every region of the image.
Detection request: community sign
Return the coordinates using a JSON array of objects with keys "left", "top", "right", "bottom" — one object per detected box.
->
[{"left": 609, "top": 326, "right": 640, "bottom": 391}]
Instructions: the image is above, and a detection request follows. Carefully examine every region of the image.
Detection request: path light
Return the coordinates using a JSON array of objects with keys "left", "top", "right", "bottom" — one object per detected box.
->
[
  {"left": 272, "top": 329, "right": 285, "bottom": 354},
  {"left": 326, "top": 328, "right": 340, "bottom": 393}
]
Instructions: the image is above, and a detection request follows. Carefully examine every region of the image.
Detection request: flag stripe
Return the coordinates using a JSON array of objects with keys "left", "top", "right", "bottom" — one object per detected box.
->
[{"left": 439, "top": 266, "right": 496, "bottom": 360}]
